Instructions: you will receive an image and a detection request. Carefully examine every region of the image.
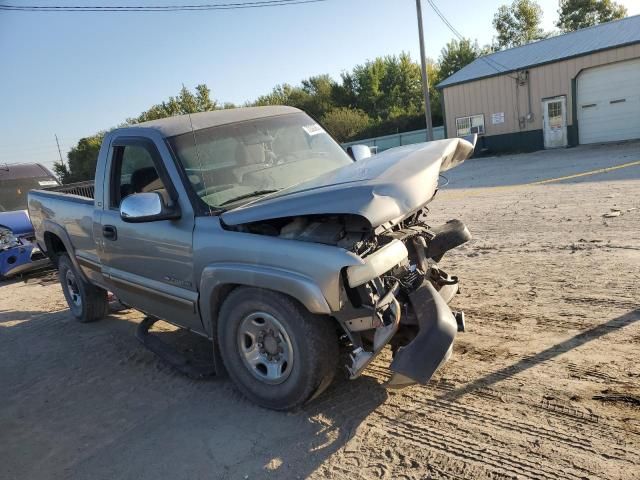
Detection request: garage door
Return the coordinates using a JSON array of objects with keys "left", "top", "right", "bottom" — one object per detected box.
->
[{"left": 577, "top": 58, "right": 640, "bottom": 144}]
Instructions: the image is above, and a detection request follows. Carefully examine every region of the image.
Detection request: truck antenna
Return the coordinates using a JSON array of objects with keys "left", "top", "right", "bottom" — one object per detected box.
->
[{"left": 184, "top": 85, "right": 212, "bottom": 214}]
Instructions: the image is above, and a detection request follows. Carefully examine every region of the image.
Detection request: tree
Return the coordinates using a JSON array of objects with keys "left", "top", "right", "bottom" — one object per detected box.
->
[
  {"left": 556, "top": 0, "right": 627, "bottom": 32},
  {"left": 437, "top": 38, "right": 481, "bottom": 83},
  {"left": 337, "top": 53, "right": 424, "bottom": 119},
  {"left": 131, "top": 84, "right": 218, "bottom": 123},
  {"left": 425, "top": 60, "right": 442, "bottom": 127},
  {"left": 59, "top": 55, "right": 453, "bottom": 183},
  {"left": 320, "top": 108, "right": 371, "bottom": 142},
  {"left": 299, "top": 74, "right": 338, "bottom": 119},
  {"left": 54, "top": 133, "right": 105, "bottom": 184},
  {"left": 252, "top": 83, "right": 327, "bottom": 118},
  {"left": 493, "top": 0, "right": 545, "bottom": 49},
  {"left": 60, "top": 85, "right": 219, "bottom": 183}
]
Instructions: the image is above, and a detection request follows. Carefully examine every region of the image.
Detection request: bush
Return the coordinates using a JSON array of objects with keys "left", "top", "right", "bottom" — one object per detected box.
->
[{"left": 320, "top": 108, "right": 372, "bottom": 142}]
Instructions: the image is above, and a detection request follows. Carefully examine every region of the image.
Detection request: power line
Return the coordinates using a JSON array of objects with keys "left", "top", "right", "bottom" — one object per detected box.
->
[
  {"left": 425, "top": 0, "right": 515, "bottom": 76},
  {"left": 0, "top": 0, "right": 329, "bottom": 12}
]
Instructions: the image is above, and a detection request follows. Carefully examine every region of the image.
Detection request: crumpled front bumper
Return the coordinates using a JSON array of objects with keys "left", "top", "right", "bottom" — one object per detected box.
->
[
  {"left": 0, "top": 243, "right": 49, "bottom": 278},
  {"left": 390, "top": 280, "right": 458, "bottom": 384},
  {"left": 339, "top": 275, "right": 461, "bottom": 386}
]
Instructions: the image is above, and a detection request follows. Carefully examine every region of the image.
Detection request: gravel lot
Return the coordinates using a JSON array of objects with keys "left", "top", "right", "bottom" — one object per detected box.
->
[{"left": 1, "top": 147, "right": 639, "bottom": 480}]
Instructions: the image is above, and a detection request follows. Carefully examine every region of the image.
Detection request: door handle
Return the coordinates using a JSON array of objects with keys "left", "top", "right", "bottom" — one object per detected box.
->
[{"left": 103, "top": 225, "right": 117, "bottom": 241}]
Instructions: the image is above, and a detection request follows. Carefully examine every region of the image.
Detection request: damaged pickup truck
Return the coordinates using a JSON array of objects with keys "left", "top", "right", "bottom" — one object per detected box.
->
[{"left": 28, "top": 106, "right": 474, "bottom": 410}]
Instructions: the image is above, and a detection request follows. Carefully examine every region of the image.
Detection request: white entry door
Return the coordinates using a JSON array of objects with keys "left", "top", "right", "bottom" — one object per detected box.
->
[{"left": 542, "top": 96, "right": 567, "bottom": 149}]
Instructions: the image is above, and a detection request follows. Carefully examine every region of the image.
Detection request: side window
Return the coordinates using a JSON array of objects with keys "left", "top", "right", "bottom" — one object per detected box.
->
[
  {"left": 110, "top": 144, "right": 167, "bottom": 208},
  {"left": 456, "top": 114, "right": 485, "bottom": 137}
]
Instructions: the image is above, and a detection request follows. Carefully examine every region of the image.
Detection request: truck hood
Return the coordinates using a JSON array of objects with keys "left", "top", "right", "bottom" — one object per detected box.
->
[
  {"left": 221, "top": 138, "right": 474, "bottom": 228},
  {"left": 0, "top": 210, "right": 33, "bottom": 236}
]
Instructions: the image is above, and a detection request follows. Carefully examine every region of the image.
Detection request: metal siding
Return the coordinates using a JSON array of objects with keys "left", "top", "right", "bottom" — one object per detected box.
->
[{"left": 442, "top": 45, "right": 640, "bottom": 141}]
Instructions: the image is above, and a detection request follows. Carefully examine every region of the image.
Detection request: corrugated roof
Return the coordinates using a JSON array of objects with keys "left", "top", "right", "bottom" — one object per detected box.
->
[{"left": 437, "top": 15, "right": 640, "bottom": 88}]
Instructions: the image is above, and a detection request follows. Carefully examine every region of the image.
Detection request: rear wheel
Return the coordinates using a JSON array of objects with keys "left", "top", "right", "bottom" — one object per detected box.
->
[
  {"left": 58, "top": 254, "right": 108, "bottom": 323},
  {"left": 217, "top": 287, "right": 339, "bottom": 410}
]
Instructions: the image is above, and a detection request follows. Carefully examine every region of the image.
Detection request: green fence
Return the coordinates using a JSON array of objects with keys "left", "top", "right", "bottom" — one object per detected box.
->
[{"left": 342, "top": 126, "right": 445, "bottom": 152}]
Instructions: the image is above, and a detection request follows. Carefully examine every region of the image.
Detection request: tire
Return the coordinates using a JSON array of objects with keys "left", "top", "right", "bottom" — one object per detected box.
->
[
  {"left": 58, "top": 254, "right": 108, "bottom": 323},
  {"left": 217, "top": 287, "right": 339, "bottom": 411}
]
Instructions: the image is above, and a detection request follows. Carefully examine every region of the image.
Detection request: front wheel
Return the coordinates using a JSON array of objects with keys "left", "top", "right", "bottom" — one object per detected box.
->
[
  {"left": 58, "top": 254, "right": 108, "bottom": 323},
  {"left": 217, "top": 287, "right": 339, "bottom": 410}
]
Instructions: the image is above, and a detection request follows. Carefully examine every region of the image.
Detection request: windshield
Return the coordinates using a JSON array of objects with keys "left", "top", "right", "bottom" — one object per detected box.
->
[
  {"left": 0, "top": 175, "right": 59, "bottom": 212},
  {"left": 168, "top": 112, "right": 353, "bottom": 209}
]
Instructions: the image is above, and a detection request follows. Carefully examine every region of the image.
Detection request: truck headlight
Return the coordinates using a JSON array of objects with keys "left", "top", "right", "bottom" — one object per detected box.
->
[
  {"left": 0, "top": 227, "right": 20, "bottom": 251},
  {"left": 346, "top": 239, "right": 408, "bottom": 288}
]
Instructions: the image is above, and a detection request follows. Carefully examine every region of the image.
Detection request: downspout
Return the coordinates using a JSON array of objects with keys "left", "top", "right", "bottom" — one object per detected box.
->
[
  {"left": 526, "top": 70, "right": 533, "bottom": 122},
  {"left": 439, "top": 87, "right": 448, "bottom": 138},
  {"left": 571, "top": 77, "right": 579, "bottom": 146}
]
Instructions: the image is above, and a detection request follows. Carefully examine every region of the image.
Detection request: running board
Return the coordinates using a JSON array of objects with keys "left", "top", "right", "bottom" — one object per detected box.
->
[{"left": 135, "top": 316, "right": 217, "bottom": 379}]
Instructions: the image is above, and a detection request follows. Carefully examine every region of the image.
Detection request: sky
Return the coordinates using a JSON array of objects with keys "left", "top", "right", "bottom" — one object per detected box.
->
[{"left": 1, "top": 0, "right": 639, "bottom": 171}]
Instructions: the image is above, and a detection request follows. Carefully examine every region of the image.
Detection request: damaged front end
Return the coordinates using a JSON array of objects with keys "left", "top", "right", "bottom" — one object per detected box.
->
[
  {"left": 0, "top": 211, "right": 49, "bottom": 279},
  {"left": 335, "top": 214, "right": 471, "bottom": 388},
  {"left": 220, "top": 137, "right": 476, "bottom": 388}
]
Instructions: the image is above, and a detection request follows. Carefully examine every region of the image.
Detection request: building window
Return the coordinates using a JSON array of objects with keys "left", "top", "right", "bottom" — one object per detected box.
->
[
  {"left": 547, "top": 101, "right": 563, "bottom": 128},
  {"left": 456, "top": 114, "right": 485, "bottom": 136}
]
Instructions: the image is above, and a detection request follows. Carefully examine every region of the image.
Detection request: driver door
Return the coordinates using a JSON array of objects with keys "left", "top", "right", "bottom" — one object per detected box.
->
[{"left": 99, "top": 137, "right": 203, "bottom": 333}]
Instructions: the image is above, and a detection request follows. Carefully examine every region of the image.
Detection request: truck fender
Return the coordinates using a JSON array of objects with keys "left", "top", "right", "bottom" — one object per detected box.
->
[
  {"left": 199, "top": 263, "right": 332, "bottom": 337},
  {"left": 41, "top": 220, "right": 89, "bottom": 283}
]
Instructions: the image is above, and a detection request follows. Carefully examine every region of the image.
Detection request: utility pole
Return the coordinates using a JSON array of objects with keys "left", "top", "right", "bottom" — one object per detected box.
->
[
  {"left": 54, "top": 134, "right": 64, "bottom": 166},
  {"left": 416, "top": 0, "right": 434, "bottom": 141}
]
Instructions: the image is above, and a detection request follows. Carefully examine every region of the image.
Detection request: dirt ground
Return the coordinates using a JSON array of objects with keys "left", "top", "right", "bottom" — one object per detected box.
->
[{"left": 1, "top": 175, "right": 639, "bottom": 479}]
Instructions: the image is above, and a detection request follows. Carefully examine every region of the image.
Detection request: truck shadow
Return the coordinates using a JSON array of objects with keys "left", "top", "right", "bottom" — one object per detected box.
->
[
  {"left": 0, "top": 307, "right": 388, "bottom": 479},
  {"left": 136, "top": 320, "right": 389, "bottom": 478},
  {"left": 439, "top": 308, "right": 640, "bottom": 402}
]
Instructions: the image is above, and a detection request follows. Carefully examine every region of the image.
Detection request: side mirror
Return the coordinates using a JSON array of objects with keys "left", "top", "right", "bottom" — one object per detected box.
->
[
  {"left": 346, "top": 144, "right": 373, "bottom": 161},
  {"left": 120, "top": 192, "right": 180, "bottom": 223}
]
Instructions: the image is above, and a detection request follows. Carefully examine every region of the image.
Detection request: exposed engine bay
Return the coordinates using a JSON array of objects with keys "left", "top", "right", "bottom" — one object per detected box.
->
[{"left": 226, "top": 207, "right": 471, "bottom": 387}]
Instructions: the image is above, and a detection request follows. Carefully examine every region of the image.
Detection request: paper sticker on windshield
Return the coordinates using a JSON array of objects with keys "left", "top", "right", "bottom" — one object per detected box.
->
[
  {"left": 38, "top": 180, "right": 58, "bottom": 187},
  {"left": 302, "top": 124, "right": 323, "bottom": 136}
]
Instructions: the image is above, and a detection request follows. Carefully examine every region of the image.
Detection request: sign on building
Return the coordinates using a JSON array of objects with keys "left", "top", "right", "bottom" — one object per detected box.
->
[{"left": 491, "top": 112, "right": 505, "bottom": 124}]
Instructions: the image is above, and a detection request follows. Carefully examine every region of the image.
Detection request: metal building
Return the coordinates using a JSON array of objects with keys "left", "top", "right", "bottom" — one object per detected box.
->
[{"left": 437, "top": 15, "right": 640, "bottom": 153}]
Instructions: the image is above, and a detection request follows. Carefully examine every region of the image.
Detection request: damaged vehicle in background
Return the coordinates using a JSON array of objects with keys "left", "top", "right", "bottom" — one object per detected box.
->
[
  {"left": 28, "top": 106, "right": 474, "bottom": 410},
  {"left": 0, "top": 163, "right": 59, "bottom": 279}
]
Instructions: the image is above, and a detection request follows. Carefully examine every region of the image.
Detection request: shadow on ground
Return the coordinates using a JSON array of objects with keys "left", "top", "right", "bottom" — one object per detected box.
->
[
  {"left": 440, "top": 308, "right": 640, "bottom": 402},
  {"left": 0, "top": 308, "right": 387, "bottom": 479}
]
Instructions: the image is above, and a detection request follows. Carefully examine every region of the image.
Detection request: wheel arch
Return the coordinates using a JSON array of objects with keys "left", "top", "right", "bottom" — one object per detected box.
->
[
  {"left": 41, "top": 221, "right": 87, "bottom": 281},
  {"left": 199, "top": 263, "right": 333, "bottom": 338}
]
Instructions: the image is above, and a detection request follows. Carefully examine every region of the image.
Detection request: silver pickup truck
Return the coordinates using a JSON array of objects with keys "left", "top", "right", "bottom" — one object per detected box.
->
[{"left": 28, "top": 106, "right": 474, "bottom": 410}]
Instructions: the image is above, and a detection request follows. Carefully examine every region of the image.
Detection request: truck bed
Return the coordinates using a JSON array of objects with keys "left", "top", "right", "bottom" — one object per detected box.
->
[{"left": 28, "top": 189, "right": 96, "bottom": 260}]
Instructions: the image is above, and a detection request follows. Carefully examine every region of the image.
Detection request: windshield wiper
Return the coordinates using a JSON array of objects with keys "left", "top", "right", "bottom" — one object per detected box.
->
[{"left": 219, "top": 189, "right": 280, "bottom": 207}]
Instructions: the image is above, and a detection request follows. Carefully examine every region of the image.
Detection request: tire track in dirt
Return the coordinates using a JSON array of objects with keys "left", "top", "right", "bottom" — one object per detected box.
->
[
  {"left": 359, "top": 360, "right": 640, "bottom": 468},
  {"left": 308, "top": 366, "right": 636, "bottom": 478},
  {"left": 562, "top": 296, "right": 639, "bottom": 310},
  {"left": 392, "top": 394, "right": 597, "bottom": 453},
  {"left": 369, "top": 410, "right": 592, "bottom": 480}
]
